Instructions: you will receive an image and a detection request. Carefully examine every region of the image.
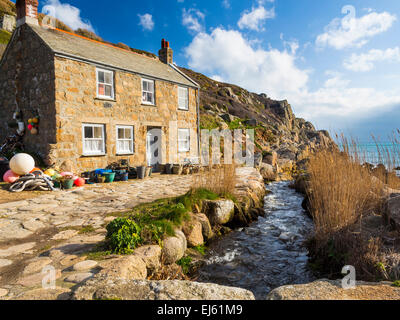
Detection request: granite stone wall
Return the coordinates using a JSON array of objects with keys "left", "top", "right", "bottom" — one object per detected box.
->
[
  {"left": 0, "top": 24, "right": 56, "bottom": 163},
  {"left": 53, "top": 56, "right": 199, "bottom": 172}
]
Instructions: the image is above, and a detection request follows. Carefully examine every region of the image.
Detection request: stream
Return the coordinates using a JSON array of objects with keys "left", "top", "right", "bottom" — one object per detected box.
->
[{"left": 197, "top": 181, "right": 315, "bottom": 299}]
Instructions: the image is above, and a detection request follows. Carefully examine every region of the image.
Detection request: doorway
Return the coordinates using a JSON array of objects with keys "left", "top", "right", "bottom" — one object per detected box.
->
[{"left": 146, "top": 127, "right": 162, "bottom": 168}]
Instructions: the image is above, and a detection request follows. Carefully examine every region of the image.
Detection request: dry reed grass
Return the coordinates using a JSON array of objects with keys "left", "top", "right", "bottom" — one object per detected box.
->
[
  {"left": 192, "top": 164, "right": 237, "bottom": 196},
  {"left": 307, "top": 133, "right": 400, "bottom": 280}
]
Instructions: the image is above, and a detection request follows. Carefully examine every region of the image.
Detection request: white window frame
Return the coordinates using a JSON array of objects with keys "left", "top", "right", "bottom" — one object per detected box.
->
[
  {"left": 178, "top": 86, "right": 189, "bottom": 111},
  {"left": 82, "top": 123, "right": 106, "bottom": 156},
  {"left": 141, "top": 78, "right": 155, "bottom": 105},
  {"left": 116, "top": 125, "right": 134, "bottom": 155},
  {"left": 96, "top": 68, "right": 114, "bottom": 100},
  {"left": 178, "top": 128, "right": 190, "bottom": 153}
]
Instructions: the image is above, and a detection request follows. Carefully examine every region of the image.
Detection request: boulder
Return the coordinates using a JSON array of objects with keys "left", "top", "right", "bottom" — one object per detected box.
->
[
  {"left": 203, "top": 200, "right": 235, "bottom": 225},
  {"left": 134, "top": 245, "right": 162, "bottom": 273},
  {"left": 243, "top": 119, "right": 257, "bottom": 127},
  {"left": 162, "top": 232, "right": 187, "bottom": 265},
  {"left": 254, "top": 152, "right": 262, "bottom": 168},
  {"left": 259, "top": 163, "right": 277, "bottom": 181},
  {"left": 73, "top": 276, "right": 255, "bottom": 300},
  {"left": 220, "top": 113, "right": 235, "bottom": 123},
  {"left": 194, "top": 213, "right": 214, "bottom": 240},
  {"left": 277, "top": 159, "right": 294, "bottom": 173},
  {"left": 73, "top": 260, "right": 98, "bottom": 272},
  {"left": 182, "top": 215, "right": 204, "bottom": 247},
  {"left": 263, "top": 151, "right": 277, "bottom": 166},
  {"left": 384, "top": 195, "right": 400, "bottom": 231},
  {"left": 98, "top": 255, "right": 147, "bottom": 280},
  {"left": 277, "top": 148, "right": 297, "bottom": 161},
  {"left": 266, "top": 279, "right": 400, "bottom": 300},
  {"left": 293, "top": 174, "right": 309, "bottom": 195}
]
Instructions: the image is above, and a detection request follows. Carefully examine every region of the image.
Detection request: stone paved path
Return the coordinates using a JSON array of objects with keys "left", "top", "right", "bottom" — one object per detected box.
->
[{"left": 0, "top": 174, "right": 193, "bottom": 299}]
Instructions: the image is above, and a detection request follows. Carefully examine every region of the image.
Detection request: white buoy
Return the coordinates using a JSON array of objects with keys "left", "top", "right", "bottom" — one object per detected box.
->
[{"left": 9, "top": 153, "right": 35, "bottom": 175}]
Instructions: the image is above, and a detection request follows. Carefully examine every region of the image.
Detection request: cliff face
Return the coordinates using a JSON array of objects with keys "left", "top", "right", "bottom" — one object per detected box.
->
[{"left": 180, "top": 68, "right": 334, "bottom": 169}]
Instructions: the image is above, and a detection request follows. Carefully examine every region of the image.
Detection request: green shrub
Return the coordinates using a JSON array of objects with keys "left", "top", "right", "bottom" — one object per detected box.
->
[
  {"left": 177, "top": 256, "right": 193, "bottom": 274},
  {"left": 393, "top": 280, "right": 400, "bottom": 287},
  {"left": 193, "top": 244, "right": 207, "bottom": 256},
  {"left": 106, "top": 218, "right": 142, "bottom": 254}
]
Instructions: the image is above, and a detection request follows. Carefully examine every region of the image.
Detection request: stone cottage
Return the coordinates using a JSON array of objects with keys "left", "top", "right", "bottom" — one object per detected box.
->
[
  {"left": 0, "top": 0, "right": 200, "bottom": 172},
  {"left": 0, "top": 14, "right": 16, "bottom": 33}
]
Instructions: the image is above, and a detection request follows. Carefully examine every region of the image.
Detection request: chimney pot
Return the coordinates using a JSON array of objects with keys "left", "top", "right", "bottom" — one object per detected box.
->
[
  {"left": 159, "top": 39, "right": 173, "bottom": 64},
  {"left": 16, "top": 0, "right": 39, "bottom": 27}
]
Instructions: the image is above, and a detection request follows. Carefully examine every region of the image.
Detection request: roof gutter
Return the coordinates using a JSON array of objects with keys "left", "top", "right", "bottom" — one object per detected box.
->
[{"left": 53, "top": 52, "right": 199, "bottom": 89}]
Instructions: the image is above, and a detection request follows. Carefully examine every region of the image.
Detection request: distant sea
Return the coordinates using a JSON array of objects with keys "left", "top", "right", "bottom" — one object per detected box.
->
[{"left": 345, "top": 142, "right": 400, "bottom": 176}]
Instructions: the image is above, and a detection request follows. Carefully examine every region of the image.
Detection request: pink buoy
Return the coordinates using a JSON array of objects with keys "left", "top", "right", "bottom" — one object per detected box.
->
[
  {"left": 74, "top": 178, "right": 85, "bottom": 187},
  {"left": 3, "top": 170, "right": 20, "bottom": 183}
]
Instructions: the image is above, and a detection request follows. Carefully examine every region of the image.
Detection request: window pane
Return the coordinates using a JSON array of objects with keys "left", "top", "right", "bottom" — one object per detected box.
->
[
  {"left": 143, "top": 81, "right": 148, "bottom": 91},
  {"left": 98, "top": 71, "right": 105, "bottom": 83},
  {"left": 104, "top": 72, "right": 112, "bottom": 84},
  {"left": 125, "top": 128, "right": 132, "bottom": 139},
  {"left": 148, "top": 81, "right": 154, "bottom": 92},
  {"left": 118, "top": 128, "right": 124, "bottom": 139},
  {"left": 94, "top": 126, "right": 103, "bottom": 139},
  {"left": 84, "top": 126, "right": 93, "bottom": 138},
  {"left": 105, "top": 85, "right": 112, "bottom": 97},
  {"left": 98, "top": 84, "right": 105, "bottom": 96}
]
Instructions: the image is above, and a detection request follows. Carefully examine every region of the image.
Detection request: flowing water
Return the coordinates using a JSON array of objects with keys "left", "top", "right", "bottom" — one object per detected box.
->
[{"left": 197, "top": 181, "right": 315, "bottom": 299}]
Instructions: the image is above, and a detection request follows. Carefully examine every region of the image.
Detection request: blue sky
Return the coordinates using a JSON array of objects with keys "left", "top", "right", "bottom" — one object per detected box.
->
[{"left": 36, "top": 0, "right": 400, "bottom": 142}]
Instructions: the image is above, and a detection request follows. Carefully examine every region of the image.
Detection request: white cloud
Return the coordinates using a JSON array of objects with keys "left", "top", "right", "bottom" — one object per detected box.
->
[
  {"left": 316, "top": 11, "right": 396, "bottom": 49},
  {"left": 182, "top": 8, "right": 205, "bottom": 34},
  {"left": 237, "top": 4, "right": 275, "bottom": 31},
  {"left": 185, "top": 28, "right": 308, "bottom": 99},
  {"left": 138, "top": 13, "right": 154, "bottom": 31},
  {"left": 343, "top": 47, "right": 400, "bottom": 72},
  {"left": 42, "top": 0, "right": 94, "bottom": 31},
  {"left": 184, "top": 27, "right": 400, "bottom": 131}
]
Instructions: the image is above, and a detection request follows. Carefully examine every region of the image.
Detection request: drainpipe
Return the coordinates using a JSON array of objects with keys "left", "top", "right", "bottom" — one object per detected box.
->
[{"left": 196, "top": 88, "right": 201, "bottom": 160}]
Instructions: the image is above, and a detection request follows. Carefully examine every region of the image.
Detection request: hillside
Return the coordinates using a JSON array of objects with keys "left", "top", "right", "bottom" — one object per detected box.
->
[
  {"left": 180, "top": 68, "right": 333, "bottom": 161},
  {"left": 0, "top": 0, "right": 15, "bottom": 18}
]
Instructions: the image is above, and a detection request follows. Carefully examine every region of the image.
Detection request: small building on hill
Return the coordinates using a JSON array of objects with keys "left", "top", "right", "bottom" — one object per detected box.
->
[{"left": 0, "top": 0, "right": 200, "bottom": 172}]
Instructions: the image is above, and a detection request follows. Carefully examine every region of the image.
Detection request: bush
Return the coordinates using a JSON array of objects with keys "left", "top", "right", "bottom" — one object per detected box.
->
[
  {"left": 177, "top": 256, "right": 193, "bottom": 274},
  {"left": 106, "top": 218, "right": 142, "bottom": 254},
  {"left": 105, "top": 188, "right": 225, "bottom": 254}
]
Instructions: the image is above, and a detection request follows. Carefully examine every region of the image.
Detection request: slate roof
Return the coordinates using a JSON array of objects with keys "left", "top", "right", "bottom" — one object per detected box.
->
[{"left": 30, "top": 25, "right": 197, "bottom": 88}]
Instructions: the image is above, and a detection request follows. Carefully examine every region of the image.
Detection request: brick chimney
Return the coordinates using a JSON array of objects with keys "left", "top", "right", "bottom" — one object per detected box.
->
[
  {"left": 159, "top": 38, "right": 173, "bottom": 64},
  {"left": 16, "top": 0, "right": 39, "bottom": 27}
]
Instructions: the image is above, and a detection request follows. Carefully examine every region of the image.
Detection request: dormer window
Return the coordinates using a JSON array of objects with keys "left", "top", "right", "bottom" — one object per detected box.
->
[
  {"left": 142, "top": 78, "right": 155, "bottom": 105},
  {"left": 178, "top": 87, "right": 189, "bottom": 110},
  {"left": 97, "top": 68, "right": 114, "bottom": 99}
]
